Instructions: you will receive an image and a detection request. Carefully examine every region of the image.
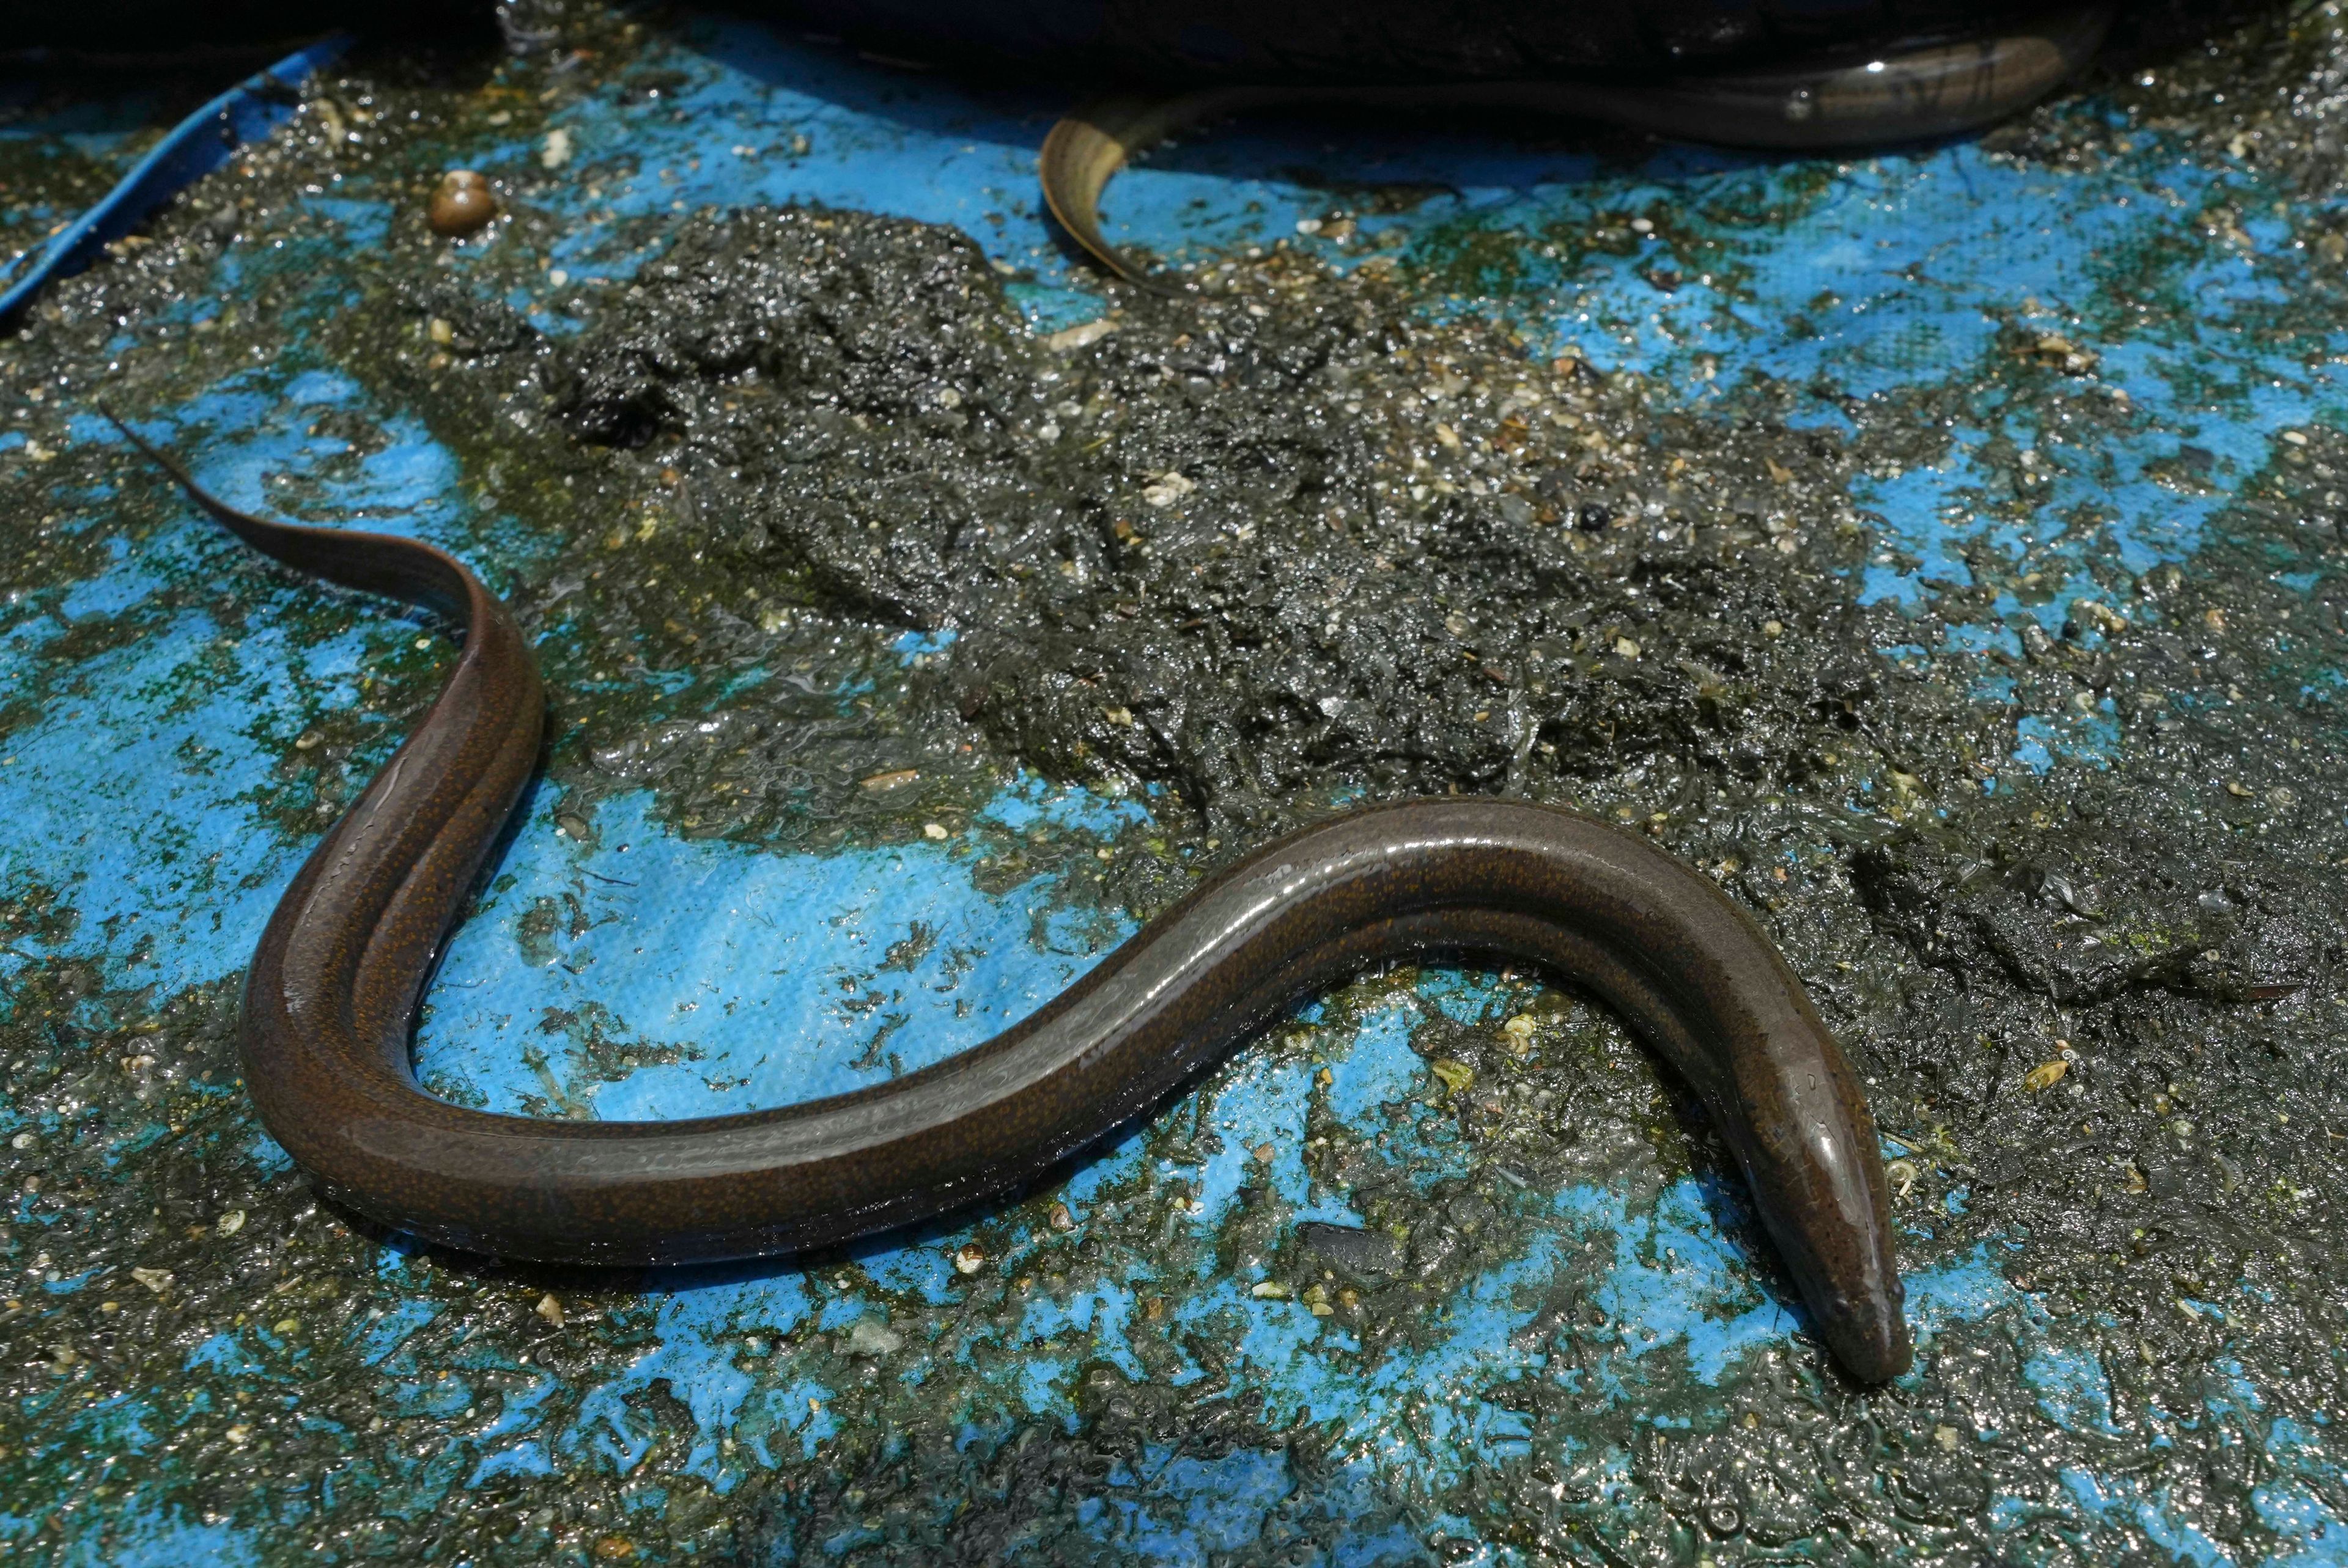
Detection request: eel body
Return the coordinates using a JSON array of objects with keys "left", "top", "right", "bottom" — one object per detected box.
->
[
  {"left": 109, "top": 414, "right": 1911, "bottom": 1382},
  {"left": 1041, "top": 4, "right": 2113, "bottom": 284}
]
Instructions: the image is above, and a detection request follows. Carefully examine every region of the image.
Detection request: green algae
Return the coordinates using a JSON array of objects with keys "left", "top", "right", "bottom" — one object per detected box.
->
[{"left": 4, "top": 1, "right": 2348, "bottom": 1562}]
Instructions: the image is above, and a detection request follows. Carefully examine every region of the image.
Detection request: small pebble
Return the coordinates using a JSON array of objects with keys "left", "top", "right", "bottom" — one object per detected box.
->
[
  {"left": 2023, "top": 1059, "right": 2069, "bottom": 1092},
  {"left": 1142, "top": 471, "right": 1195, "bottom": 507},
  {"left": 922, "top": 822, "right": 948, "bottom": 840},
  {"left": 953, "top": 1244, "right": 985, "bottom": 1275},
  {"left": 1429, "top": 1058, "right": 1474, "bottom": 1094},
  {"left": 535, "top": 1293, "right": 564, "bottom": 1327},
  {"left": 426, "top": 170, "right": 497, "bottom": 238},
  {"left": 216, "top": 1209, "right": 245, "bottom": 1237},
  {"left": 847, "top": 1317, "right": 903, "bottom": 1355},
  {"left": 1044, "top": 318, "right": 1118, "bottom": 352}
]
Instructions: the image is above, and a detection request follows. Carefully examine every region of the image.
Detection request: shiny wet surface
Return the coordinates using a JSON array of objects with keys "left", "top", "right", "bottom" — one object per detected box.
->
[{"left": 1, "top": 4, "right": 2344, "bottom": 1563}]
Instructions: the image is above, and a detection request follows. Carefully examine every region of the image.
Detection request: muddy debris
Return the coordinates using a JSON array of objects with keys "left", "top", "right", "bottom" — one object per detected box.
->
[{"left": 0, "top": 0, "right": 2346, "bottom": 1562}]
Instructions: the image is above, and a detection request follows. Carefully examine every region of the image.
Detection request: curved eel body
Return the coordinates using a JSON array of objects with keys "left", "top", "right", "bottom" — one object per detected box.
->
[
  {"left": 108, "top": 414, "right": 1911, "bottom": 1382},
  {"left": 1042, "top": 4, "right": 2112, "bottom": 284}
]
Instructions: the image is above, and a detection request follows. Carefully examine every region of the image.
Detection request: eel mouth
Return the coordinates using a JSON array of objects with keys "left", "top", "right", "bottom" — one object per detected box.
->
[
  {"left": 1821, "top": 1275, "right": 1917, "bottom": 1385},
  {"left": 1041, "top": 4, "right": 2114, "bottom": 285}
]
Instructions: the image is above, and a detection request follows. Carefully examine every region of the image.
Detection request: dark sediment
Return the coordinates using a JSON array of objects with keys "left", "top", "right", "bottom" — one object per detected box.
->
[{"left": 1, "top": 0, "right": 2346, "bottom": 1561}]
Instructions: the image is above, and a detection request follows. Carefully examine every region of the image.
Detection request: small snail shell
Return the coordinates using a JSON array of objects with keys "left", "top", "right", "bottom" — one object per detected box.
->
[{"left": 427, "top": 170, "right": 497, "bottom": 238}]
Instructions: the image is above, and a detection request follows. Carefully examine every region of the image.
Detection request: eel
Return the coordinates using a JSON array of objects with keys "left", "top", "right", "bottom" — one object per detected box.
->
[
  {"left": 1041, "top": 3, "right": 2114, "bottom": 284},
  {"left": 105, "top": 411, "right": 1911, "bottom": 1383}
]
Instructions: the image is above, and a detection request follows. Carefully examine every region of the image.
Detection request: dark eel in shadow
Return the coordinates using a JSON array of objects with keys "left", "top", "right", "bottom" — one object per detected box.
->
[
  {"left": 1041, "top": 4, "right": 2114, "bottom": 284},
  {"left": 104, "top": 410, "right": 1911, "bottom": 1382}
]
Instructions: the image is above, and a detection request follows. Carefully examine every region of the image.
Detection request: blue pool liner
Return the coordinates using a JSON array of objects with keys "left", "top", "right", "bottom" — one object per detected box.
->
[{"left": 0, "top": 34, "right": 351, "bottom": 328}]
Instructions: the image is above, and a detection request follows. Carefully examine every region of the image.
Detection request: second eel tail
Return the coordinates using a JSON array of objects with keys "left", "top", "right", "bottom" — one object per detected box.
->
[{"left": 106, "top": 411, "right": 1910, "bottom": 1383}]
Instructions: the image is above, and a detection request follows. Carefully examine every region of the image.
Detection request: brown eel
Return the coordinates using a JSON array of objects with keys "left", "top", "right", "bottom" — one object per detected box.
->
[
  {"left": 106, "top": 410, "right": 1911, "bottom": 1382},
  {"left": 1041, "top": 4, "right": 2114, "bottom": 285}
]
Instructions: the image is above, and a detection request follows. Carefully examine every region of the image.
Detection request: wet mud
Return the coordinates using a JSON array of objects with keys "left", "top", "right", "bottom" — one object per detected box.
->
[{"left": 2, "top": 1, "right": 2346, "bottom": 1563}]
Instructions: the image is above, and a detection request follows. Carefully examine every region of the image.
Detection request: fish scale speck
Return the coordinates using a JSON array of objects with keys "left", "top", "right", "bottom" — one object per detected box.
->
[{"left": 2, "top": 1, "right": 2347, "bottom": 1563}]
